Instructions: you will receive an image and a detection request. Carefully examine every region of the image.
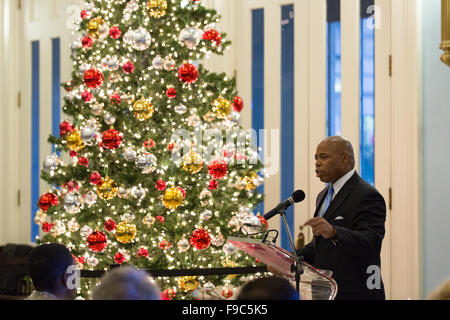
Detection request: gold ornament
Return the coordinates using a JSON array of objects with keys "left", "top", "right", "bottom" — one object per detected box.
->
[
  {"left": 96, "top": 177, "right": 118, "bottom": 200},
  {"left": 133, "top": 98, "right": 154, "bottom": 121},
  {"left": 212, "top": 97, "right": 231, "bottom": 119},
  {"left": 177, "top": 276, "right": 198, "bottom": 293},
  {"left": 67, "top": 129, "right": 86, "bottom": 152},
  {"left": 222, "top": 257, "right": 238, "bottom": 280},
  {"left": 236, "top": 172, "right": 258, "bottom": 191},
  {"left": 162, "top": 187, "right": 184, "bottom": 210},
  {"left": 147, "top": 0, "right": 168, "bottom": 18},
  {"left": 182, "top": 151, "right": 204, "bottom": 174},
  {"left": 87, "top": 17, "right": 106, "bottom": 39},
  {"left": 115, "top": 221, "right": 137, "bottom": 244}
]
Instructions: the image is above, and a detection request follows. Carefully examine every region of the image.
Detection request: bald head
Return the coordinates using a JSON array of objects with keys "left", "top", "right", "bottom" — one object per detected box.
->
[{"left": 315, "top": 137, "right": 355, "bottom": 184}]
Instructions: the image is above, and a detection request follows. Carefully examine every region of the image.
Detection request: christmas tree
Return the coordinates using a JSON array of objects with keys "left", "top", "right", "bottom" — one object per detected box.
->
[{"left": 35, "top": 0, "right": 266, "bottom": 299}]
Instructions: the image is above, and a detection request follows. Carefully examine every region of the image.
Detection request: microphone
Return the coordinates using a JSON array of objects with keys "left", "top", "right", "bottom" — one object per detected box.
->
[{"left": 264, "top": 190, "right": 306, "bottom": 220}]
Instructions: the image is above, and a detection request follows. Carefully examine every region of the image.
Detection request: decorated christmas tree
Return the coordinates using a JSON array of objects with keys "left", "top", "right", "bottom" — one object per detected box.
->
[{"left": 34, "top": 0, "right": 266, "bottom": 299}]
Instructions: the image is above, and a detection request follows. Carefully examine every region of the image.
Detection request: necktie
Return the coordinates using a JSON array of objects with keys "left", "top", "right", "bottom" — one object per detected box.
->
[{"left": 321, "top": 184, "right": 334, "bottom": 217}]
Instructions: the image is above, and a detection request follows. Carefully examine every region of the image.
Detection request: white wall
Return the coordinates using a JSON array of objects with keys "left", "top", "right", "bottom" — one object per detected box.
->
[{"left": 422, "top": 0, "right": 450, "bottom": 298}]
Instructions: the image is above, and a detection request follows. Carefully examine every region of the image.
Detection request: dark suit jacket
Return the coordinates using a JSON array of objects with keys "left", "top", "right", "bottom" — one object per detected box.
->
[{"left": 297, "top": 172, "right": 386, "bottom": 300}]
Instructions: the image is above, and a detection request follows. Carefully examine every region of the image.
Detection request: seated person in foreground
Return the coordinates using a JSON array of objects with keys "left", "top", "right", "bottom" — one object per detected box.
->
[
  {"left": 236, "top": 276, "right": 300, "bottom": 300},
  {"left": 91, "top": 266, "right": 161, "bottom": 300},
  {"left": 26, "top": 243, "right": 77, "bottom": 300}
]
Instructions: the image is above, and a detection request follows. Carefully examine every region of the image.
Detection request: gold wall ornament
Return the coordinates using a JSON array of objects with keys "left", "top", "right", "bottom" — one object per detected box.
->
[{"left": 441, "top": 0, "right": 450, "bottom": 66}]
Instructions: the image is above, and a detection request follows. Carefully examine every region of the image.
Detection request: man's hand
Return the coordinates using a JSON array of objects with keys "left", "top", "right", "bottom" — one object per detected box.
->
[{"left": 304, "top": 217, "right": 337, "bottom": 239}]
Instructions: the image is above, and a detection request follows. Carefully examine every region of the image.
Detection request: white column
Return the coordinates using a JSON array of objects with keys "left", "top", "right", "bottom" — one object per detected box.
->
[{"left": 374, "top": 0, "right": 392, "bottom": 300}]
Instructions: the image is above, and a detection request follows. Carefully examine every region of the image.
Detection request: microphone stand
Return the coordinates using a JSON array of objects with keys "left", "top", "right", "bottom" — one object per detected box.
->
[{"left": 279, "top": 209, "right": 304, "bottom": 295}]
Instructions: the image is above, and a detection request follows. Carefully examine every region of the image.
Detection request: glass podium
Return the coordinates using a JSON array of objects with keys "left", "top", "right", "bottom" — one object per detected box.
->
[{"left": 227, "top": 236, "right": 338, "bottom": 300}]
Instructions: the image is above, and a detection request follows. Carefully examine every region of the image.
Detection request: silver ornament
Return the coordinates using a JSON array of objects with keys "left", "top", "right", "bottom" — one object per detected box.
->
[
  {"left": 104, "top": 112, "right": 116, "bottom": 125},
  {"left": 211, "top": 232, "right": 225, "bottom": 247},
  {"left": 80, "top": 225, "right": 93, "bottom": 238},
  {"left": 43, "top": 154, "right": 61, "bottom": 173},
  {"left": 86, "top": 256, "right": 99, "bottom": 267},
  {"left": 118, "top": 186, "right": 129, "bottom": 199},
  {"left": 125, "top": 0, "right": 139, "bottom": 12},
  {"left": 103, "top": 55, "right": 120, "bottom": 71},
  {"left": 91, "top": 102, "right": 103, "bottom": 116},
  {"left": 64, "top": 193, "right": 82, "bottom": 214},
  {"left": 142, "top": 214, "right": 156, "bottom": 226},
  {"left": 131, "top": 27, "right": 152, "bottom": 51},
  {"left": 200, "top": 210, "right": 213, "bottom": 221},
  {"left": 81, "top": 126, "right": 97, "bottom": 145},
  {"left": 68, "top": 218, "right": 80, "bottom": 232},
  {"left": 177, "top": 239, "right": 190, "bottom": 252},
  {"left": 152, "top": 55, "right": 164, "bottom": 69},
  {"left": 124, "top": 29, "right": 135, "bottom": 45},
  {"left": 83, "top": 191, "right": 97, "bottom": 206},
  {"left": 131, "top": 186, "right": 146, "bottom": 200},
  {"left": 203, "top": 282, "right": 215, "bottom": 293},
  {"left": 174, "top": 104, "right": 187, "bottom": 115},
  {"left": 179, "top": 26, "right": 201, "bottom": 49},
  {"left": 163, "top": 56, "right": 175, "bottom": 71},
  {"left": 123, "top": 147, "right": 137, "bottom": 161},
  {"left": 135, "top": 153, "right": 157, "bottom": 173},
  {"left": 223, "top": 242, "right": 237, "bottom": 255}
]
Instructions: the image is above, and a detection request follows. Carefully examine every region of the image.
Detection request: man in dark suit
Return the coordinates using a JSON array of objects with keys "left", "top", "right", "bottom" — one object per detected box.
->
[{"left": 298, "top": 136, "right": 386, "bottom": 300}]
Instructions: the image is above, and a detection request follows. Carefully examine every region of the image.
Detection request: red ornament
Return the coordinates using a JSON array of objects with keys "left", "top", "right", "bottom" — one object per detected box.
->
[
  {"left": 39, "top": 193, "right": 59, "bottom": 212},
  {"left": 81, "top": 90, "right": 93, "bottom": 102},
  {"left": 161, "top": 288, "right": 176, "bottom": 300},
  {"left": 156, "top": 216, "right": 165, "bottom": 223},
  {"left": 101, "top": 129, "right": 123, "bottom": 150},
  {"left": 70, "top": 151, "right": 78, "bottom": 158},
  {"left": 202, "top": 29, "right": 222, "bottom": 46},
  {"left": 221, "top": 289, "right": 233, "bottom": 299},
  {"left": 114, "top": 252, "right": 125, "bottom": 264},
  {"left": 42, "top": 222, "right": 54, "bottom": 233},
  {"left": 166, "top": 87, "right": 177, "bottom": 99},
  {"left": 208, "top": 159, "right": 228, "bottom": 180},
  {"left": 168, "top": 143, "right": 175, "bottom": 151},
  {"left": 232, "top": 96, "right": 244, "bottom": 113},
  {"left": 64, "top": 81, "right": 73, "bottom": 92},
  {"left": 156, "top": 179, "right": 166, "bottom": 191},
  {"left": 78, "top": 157, "right": 89, "bottom": 167},
  {"left": 90, "top": 172, "right": 103, "bottom": 185},
  {"left": 144, "top": 139, "right": 155, "bottom": 151},
  {"left": 159, "top": 240, "right": 171, "bottom": 250},
  {"left": 178, "top": 63, "right": 199, "bottom": 84},
  {"left": 208, "top": 179, "right": 218, "bottom": 190},
  {"left": 87, "top": 231, "right": 108, "bottom": 252},
  {"left": 258, "top": 215, "right": 269, "bottom": 229},
  {"left": 60, "top": 121, "right": 74, "bottom": 137},
  {"left": 64, "top": 180, "right": 80, "bottom": 192},
  {"left": 190, "top": 229, "right": 211, "bottom": 250},
  {"left": 123, "top": 61, "right": 135, "bottom": 74},
  {"left": 109, "top": 26, "right": 122, "bottom": 39},
  {"left": 104, "top": 219, "right": 116, "bottom": 232},
  {"left": 177, "top": 187, "right": 186, "bottom": 199},
  {"left": 83, "top": 68, "right": 104, "bottom": 89},
  {"left": 137, "top": 247, "right": 149, "bottom": 258},
  {"left": 77, "top": 256, "right": 85, "bottom": 265},
  {"left": 110, "top": 92, "right": 121, "bottom": 105},
  {"left": 82, "top": 36, "right": 93, "bottom": 48},
  {"left": 80, "top": 10, "right": 88, "bottom": 19}
]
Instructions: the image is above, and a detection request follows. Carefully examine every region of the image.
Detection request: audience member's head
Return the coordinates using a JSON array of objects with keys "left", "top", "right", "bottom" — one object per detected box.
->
[
  {"left": 427, "top": 279, "right": 450, "bottom": 300},
  {"left": 237, "top": 276, "right": 300, "bottom": 300},
  {"left": 27, "top": 243, "right": 77, "bottom": 300},
  {"left": 92, "top": 266, "right": 161, "bottom": 300}
]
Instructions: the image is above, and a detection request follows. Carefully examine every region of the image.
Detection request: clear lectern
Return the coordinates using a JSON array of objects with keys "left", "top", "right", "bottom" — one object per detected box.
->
[{"left": 227, "top": 236, "right": 338, "bottom": 300}]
